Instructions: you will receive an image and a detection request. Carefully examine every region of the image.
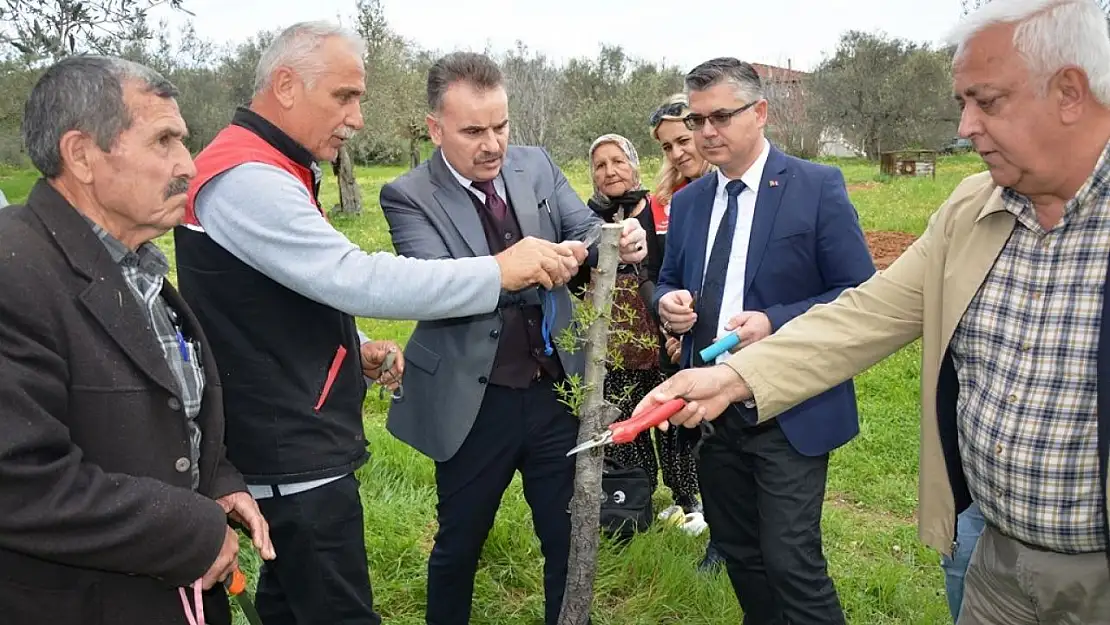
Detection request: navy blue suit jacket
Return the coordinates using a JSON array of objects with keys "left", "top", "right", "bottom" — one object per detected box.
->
[{"left": 653, "top": 144, "right": 876, "bottom": 457}]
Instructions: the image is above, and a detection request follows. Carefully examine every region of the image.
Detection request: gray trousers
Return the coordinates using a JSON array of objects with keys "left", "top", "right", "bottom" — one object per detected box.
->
[{"left": 957, "top": 524, "right": 1110, "bottom": 625}]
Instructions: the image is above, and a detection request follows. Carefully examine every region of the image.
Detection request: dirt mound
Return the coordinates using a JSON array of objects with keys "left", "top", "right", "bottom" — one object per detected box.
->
[{"left": 866, "top": 231, "right": 918, "bottom": 270}]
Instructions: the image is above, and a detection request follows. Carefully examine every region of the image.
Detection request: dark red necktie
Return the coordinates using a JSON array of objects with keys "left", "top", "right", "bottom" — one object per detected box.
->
[{"left": 471, "top": 179, "right": 507, "bottom": 221}]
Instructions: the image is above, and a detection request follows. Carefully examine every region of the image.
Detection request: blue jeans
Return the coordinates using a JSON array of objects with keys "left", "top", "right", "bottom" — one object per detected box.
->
[{"left": 940, "top": 502, "right": 986, "bottom": 622}]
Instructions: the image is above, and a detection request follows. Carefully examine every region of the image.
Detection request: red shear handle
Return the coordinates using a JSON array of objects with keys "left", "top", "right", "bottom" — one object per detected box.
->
[{"left": 609, "top": 398, "right": 688, "bottom": 444}]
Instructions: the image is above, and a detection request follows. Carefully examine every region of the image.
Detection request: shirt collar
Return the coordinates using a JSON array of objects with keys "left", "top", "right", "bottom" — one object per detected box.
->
[
  {"left": 81, "top": 214, "right": 169, "bottom": 278},
  {"left": 1001, "top": 138, "right": 1110, "bottom": 223},
  {"left": 716, "top": 138, "right": 771, "bottom": 196},
  {"left": 441, "top": 150, "right": 508, "bottom": 203},
  {"left": 441, "top": 150, "right": 480, "bottom": 189}
]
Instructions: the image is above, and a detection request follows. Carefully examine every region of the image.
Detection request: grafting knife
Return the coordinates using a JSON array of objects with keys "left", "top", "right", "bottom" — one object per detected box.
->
[{"left": 226, "top": 569, "right": 263, "bottom": 625}]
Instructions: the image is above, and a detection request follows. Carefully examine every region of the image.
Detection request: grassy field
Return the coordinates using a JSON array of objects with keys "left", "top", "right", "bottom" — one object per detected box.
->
[{"left": 0, "top": 153, "right": 988, "bottom": 624}]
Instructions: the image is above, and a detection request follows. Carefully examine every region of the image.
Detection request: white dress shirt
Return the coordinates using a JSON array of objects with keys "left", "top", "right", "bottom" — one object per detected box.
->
[{"left": 702, "top": 138, "right": 770, "bottom": 364}]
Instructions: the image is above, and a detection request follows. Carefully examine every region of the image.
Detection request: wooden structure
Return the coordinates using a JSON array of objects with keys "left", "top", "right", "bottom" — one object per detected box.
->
[{"left": 880, "top": 149, "right": 937, "bottom": 179}]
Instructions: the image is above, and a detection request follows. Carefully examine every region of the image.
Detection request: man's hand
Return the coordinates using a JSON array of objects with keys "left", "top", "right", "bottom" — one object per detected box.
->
[
  {"left": 200, "top": 526, "right": 241, "bottom": 590},
  {"left": 361, "top": 340, "right": 404, "bottom": 391},
  {"left": 721, "top": 311, "right": 772, "bottom": 353},
  {"left": 664, "top": 334, "right": 681, "bottom": 365},
  {"left": 556, "top": 239, "right": 591, "bottom": 265},
  {"left": 217, "top": 491, "right": 275, "bottom": 561},
  {"left": 618, "top": 218, "right": 647, "bottom": 264},
  {"left": 631, "top": 364, "right": 751, "bottom": 431},
  {"left": 495, "top": 236, "right": 581, "bottom": 291},
  {"left": 659, "top": 290, "right": 697, "bottom": 335}
]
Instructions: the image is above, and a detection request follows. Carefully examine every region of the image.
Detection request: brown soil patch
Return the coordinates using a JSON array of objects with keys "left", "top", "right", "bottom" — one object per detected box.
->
[{"left": 866, "top": 231, "right": 918, "bottom": 270}]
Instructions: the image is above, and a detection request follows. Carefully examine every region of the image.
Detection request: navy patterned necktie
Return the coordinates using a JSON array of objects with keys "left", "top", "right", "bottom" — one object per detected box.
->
[{"left": 693, "top": 179, "right": 746, "bottom": 366}]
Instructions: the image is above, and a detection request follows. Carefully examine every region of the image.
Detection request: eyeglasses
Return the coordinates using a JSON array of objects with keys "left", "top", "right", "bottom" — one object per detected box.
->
[
  {"left": 649, "top": 102, "right": 687, "bottom": 127},
  {"left": 683, "top": 100, "right": 760, "bottom": 131}
]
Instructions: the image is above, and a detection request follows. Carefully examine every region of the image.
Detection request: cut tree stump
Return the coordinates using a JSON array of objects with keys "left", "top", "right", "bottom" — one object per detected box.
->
[{"left": 557, "top": 223, "right": 625, "bottom": 625}]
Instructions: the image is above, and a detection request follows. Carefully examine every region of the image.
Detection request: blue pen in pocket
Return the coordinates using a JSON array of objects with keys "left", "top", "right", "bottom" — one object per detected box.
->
[{"left": 177, "top": 330, "right": 189, "bottom": 362}]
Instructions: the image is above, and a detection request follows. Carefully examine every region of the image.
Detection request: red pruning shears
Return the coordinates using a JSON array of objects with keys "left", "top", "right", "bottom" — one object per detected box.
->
[
  {"left": 566, "top": 398, "right": 688, "bottom": 456},
  {"left": 226, "top": 569, "right": 264, "bottom": 625}
]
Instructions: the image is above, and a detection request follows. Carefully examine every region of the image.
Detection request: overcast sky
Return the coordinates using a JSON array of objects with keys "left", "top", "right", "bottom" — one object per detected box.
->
[{"left": 152, "top": 0, "right": 968, "bottom": 72}]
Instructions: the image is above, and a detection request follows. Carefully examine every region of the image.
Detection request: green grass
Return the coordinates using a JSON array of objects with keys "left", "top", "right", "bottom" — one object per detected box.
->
[
  {"left": 0, "top": 164, "right": 38, "bottom": 204},
  {"left": 0, "top": 154, "right": 987, "bottom": 624}
]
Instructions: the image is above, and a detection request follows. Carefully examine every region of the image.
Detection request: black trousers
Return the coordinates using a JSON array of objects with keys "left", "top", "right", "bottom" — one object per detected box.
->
[
  {"left": 699, "top": 413, "right": 844, "bottom": 625},
  {"left": 254, "top": 473, "right": 380, "bottom": 625},
  {"left": 426, "top": 379, "right": 577, "bottom": 625}
]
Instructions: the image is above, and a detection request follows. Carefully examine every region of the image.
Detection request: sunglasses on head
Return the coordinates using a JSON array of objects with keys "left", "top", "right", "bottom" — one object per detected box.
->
[
  {"left": 649, "top": 102, "right": 687, "bottom": 127},
  {"left": 683, "top": 100, "right": 760, "bottom": 131}
]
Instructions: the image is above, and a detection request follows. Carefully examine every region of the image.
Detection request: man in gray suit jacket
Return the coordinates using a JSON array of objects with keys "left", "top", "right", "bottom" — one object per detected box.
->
[{"left": 380, "top": 52, "right": 648, "bottom": 625}]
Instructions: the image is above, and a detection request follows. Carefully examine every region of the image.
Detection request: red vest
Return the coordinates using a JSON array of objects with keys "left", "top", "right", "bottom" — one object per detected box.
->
[
  {"left": 174, "top": 121, "right": 367, "bottom": 484},
  {"left": 184, "top": 124, "right": 322, "bottom": 228}
]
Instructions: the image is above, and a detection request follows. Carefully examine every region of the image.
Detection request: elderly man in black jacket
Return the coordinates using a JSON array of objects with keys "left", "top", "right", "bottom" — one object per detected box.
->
[{"left": 0, "top": 55, "right": 274, "bottom": 625}]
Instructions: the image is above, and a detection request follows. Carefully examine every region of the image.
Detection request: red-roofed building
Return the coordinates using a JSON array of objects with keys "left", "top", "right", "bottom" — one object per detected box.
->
[
  {"left": 751, "top": 61, "right": 809, "bottom": 85},
  {"left": 750, "top": 60, "right": 862, "bottom": 158}
]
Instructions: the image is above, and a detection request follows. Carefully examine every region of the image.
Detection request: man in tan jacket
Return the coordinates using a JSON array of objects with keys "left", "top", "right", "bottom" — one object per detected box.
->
[{"left": 634, "top": 0, "right": 1110, "bottom": 622}]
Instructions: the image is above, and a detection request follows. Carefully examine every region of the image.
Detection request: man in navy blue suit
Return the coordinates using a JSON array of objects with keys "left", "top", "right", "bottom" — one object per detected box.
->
[{"left": 653, "top": 57, "right": 875, "bottom": 624}]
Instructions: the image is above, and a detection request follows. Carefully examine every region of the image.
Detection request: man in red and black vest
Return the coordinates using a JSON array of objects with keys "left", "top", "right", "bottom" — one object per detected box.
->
[{"left": 175, "top": 21, "right": 584, "bottom": 625}]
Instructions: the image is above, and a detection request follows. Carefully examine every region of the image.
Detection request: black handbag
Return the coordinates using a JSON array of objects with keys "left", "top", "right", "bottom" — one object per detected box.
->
[{"left": 599, "top": 457, "right": 654, "bottom": 541}]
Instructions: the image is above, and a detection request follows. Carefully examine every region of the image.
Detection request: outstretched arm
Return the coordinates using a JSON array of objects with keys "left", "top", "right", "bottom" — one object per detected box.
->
[{"left": 193, "top": 163, "right": 503, "bottom": 321}]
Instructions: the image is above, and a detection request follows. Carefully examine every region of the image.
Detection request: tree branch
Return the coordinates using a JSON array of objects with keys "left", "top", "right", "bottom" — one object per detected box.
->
[{"left": 557, "top": 223, "right": 624, "bottom": 625}]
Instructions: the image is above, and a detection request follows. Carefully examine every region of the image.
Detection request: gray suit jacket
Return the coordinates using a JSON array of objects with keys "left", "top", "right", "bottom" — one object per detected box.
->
[{"left": 380, "top": 146, "right": 601, "bottom": 461}]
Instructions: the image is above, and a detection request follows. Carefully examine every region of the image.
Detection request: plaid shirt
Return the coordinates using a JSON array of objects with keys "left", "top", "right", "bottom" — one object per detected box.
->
[
  {"left": 86, "top": 220, "right": 205, "bottom": 490},
  {"left": 950, "top": 141, "right": 1110, "bottom": 553}
]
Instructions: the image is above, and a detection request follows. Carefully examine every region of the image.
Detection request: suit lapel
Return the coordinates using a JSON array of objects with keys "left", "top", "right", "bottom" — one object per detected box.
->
[
  {"left": 79, "top": 277, "right": 180, "bottom": 396},
  {"left": 502, "top": 152, "right": 541, "bottom": 239},
  {"left": 1098, "top": 237, "right": 1110, "bottom": 554},
  {"left": 428, "top": 149, "right": 490, "bottom": 257},
  {"left": 939, "top": 200, "right": 1013, "bottom": 352},
  {"left": 687, "top": 176, "right": 718, "bottom": 298},
  {"left": 24, "top": 181, "right": 181, "bottom": 396},
  {"left": 744, "top": 146, "right": 789, "bottom": 295},
  {"left": 680, "top": 177, "right": 719, "bottom": 368}
]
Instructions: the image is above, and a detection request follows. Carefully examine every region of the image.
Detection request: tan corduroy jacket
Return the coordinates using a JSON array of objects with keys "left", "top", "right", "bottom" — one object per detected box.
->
[{"left": 725, "top": 171, "right": 1110, "bottom": 557}]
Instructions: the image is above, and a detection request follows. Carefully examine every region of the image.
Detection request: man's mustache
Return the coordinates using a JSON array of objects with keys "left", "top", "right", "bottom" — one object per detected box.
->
[
  {"left": 475, "top": 151, "right": 502, "bottom": 164},
  {"left": 165, "top": 177, "right": 189, "bottom": 199}
]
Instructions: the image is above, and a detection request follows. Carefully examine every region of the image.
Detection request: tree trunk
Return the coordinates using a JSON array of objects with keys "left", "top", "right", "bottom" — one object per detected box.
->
[
  {"left": 333, "top": 145, "right": 363, "bottom": 215},
  {"left": 557, "top": 223, "right": 625, "bottom": 625},
  {"left": 409, "top": 134, "right": 420, "bottom": 169}
]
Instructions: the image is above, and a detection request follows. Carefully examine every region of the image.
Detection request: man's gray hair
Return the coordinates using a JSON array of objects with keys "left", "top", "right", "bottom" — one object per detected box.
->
[
  {"left": 684, "top": 57, "right": 765, "bottom": 104},
  {"left": 946, "top": 0, "right": 1110, "bottom": 106},
  {"left": 426, "top": 52, "right": 504, "bottom": 112},
  {"left": 21, "top": 55, "right": 178, "bottom": 179},
  {"left": 254, "top": 21, "right": 366, "bottom": 94}
]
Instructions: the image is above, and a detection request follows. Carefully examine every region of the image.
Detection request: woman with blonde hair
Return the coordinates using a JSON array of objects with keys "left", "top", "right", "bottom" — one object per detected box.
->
[
  {"left": 647, "top": 92, "right": 714, "bottom": 238},
  {"left": 647, "top": 93, "right": 725, "bottom": 572}
]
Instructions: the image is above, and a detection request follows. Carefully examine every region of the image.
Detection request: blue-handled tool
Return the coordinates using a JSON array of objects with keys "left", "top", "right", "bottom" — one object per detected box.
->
[{"left": 698, "top": 332, "right": 740, "bottom": 363}]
